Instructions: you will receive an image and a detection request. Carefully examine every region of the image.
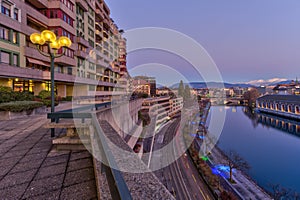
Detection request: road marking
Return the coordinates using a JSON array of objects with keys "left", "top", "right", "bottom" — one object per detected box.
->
[
  {"left": 192, "top": 174, "right": 197, "bottom": 183},
  {"left": 186, "top": 163, "right": 190, "bottom": 169},
  {"left": 198, "top": 187, "right": 207, "bottom": 200},
  {"left": 172, "top": 187, "right": 176, "bottom": 198}
]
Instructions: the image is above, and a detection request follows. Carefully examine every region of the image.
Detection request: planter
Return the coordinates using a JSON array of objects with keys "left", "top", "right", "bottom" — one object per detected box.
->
[{"left": 0, "top": 106, "right": 47, "bottom": 120}]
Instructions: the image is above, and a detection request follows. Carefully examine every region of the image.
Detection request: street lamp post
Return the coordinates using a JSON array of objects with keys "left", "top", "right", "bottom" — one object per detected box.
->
[{"left": 30, "top": 30, "right": 72, "bottom": 137}]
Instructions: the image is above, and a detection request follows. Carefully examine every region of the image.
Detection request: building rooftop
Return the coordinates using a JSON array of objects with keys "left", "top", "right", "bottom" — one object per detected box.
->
[{"left": 257, "top": 94, "right": 300, "bottom": 104}]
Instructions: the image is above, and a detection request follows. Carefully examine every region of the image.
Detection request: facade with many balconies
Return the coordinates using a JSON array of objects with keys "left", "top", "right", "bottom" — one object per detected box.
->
[{"left": 0, "top": 0, "right": 129, "bottom": 100}]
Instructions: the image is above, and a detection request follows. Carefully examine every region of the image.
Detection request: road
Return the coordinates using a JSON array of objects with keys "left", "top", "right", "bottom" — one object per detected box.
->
[{"left": 149, "top": 118, "right": 215, "bottom": 200}]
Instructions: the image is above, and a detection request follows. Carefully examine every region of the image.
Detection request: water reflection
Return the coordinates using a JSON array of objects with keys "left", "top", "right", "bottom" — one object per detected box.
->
[{"left": 243, "top": 107, "right": 300, "bottom": 136}]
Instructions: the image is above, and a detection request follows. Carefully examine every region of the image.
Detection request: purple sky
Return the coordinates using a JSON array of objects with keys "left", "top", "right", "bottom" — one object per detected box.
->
[{"left": 106, "top": 0, "right": 300, "bottom": 83}]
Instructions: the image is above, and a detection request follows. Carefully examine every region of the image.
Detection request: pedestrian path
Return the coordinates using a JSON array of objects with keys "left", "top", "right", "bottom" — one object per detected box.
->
[
  {"left": 0, "top": 116, "right": 97, "bottom": 200},
  {"left": 209, "top": 146, "right": 272, "bottom": 199}
]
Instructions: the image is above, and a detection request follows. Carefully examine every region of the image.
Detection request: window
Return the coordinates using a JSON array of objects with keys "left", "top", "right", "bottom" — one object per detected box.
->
[
  {"left": 13, "top": 8, "right": 18, "bottom": 20},
  {"left": 13, "top": 54, "right": 18, "bottom": 66},
  {"left": 77, "top": 58, "right": 85, "bottom": 68},
  {"left": 88, "top": 16, "right": 94, "bottom": 26},
  {"left": 12, "top": 32, "right": 18, "bottom": 43},
  {"left": 60, "top": 0, "right": 73, "bottom": 11},
  {"left": 67, "top": 67, "right": 72, "bottom": 75},
  {"left": 89, "top": 62, "right": 95, "bottom": 70},
  {"left": 88, "top": 28, "right": 94, "bottom": 37},
  {"left": 1, "top": 4, "right": 10, "bottom": 17},
  {"left": 0, "top": 26, "right": 9, "bottom": 41},
  {"left": 0, "top": 51, "right": 10, "bottom": 64},
  {"left": 88, "top": 39, "right": 94, "bottom": 48}
]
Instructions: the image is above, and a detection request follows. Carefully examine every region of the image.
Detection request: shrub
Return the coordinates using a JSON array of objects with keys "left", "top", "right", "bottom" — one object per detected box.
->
[
  {"left": 0, "top": 86, "right": 34, "bottom": 103},
  {"left": 65, "top": 96, "right": 72, "bottom": 101},
  {"left": 13, "top": 91, "right": 34, "bottom": 101},
  {"left": 0, "top": 86, "right": 14, "bottom": 103},
  {"left": 42, "top": 99, "right": 58, "bottom": 107},
  {"left": 0, "top": 101, "right": 44, "bottom": 112},
  {"left": 38, "top": 90, "right": 52, "bottom": 100}
]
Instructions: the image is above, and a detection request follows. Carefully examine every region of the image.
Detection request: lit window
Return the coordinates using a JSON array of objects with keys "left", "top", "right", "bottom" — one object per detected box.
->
[{"left": 12, "top": 31, "right": 18, "bottom": 44}]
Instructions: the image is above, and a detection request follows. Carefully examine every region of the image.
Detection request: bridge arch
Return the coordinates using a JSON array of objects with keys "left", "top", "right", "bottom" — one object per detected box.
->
[
  {"left": 288, "top": 104, "right": 292, "bottom": 113},
  {"left": 295, "top": 106, "right": 300, "bottom": 114},
  {"left": 281, "top": 104, "right": 285, "bottom": 112}
]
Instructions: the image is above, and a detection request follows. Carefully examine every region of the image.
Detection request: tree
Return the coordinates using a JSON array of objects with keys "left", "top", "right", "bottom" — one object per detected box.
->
[
  {"left": 178, "top": 80, "right": 184, "bottom": 97},
  {"left": 184, "top": 84, "right": 191, "bottom": 101},
  {"left": 226, "top": 150, "right": 250, "bottom": 183},
  {"left": 243, "top": 88, "right": 260, "bottom": 107}
]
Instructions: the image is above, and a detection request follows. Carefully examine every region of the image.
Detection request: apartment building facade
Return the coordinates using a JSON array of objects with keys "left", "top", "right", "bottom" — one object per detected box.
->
[{"left": 0, "top": 0, "right": 128, "bottom": 99}]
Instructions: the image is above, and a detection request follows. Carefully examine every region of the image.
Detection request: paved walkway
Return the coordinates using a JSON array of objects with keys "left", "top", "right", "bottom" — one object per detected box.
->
[
  {"left": 0, "top": 116, "right": 97, "bottom": 200},
  {"left": 209, "top": 146, "right": 272, "bottom": 199}
]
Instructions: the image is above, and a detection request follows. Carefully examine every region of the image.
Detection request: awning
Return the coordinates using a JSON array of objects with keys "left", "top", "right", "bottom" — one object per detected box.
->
[{"left": 27, "top": 57, "right": 49, "bottom": 67}]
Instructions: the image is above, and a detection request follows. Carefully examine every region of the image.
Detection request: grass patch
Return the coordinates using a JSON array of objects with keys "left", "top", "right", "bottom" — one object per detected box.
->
[{"left": 0, "top": 101, "right": 44, "bottom": 112}]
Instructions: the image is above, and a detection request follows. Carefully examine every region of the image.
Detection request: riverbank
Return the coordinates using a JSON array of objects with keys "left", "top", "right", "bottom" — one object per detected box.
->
[{"left": 196, "top": 101, "right": 272, "bottom": 199}]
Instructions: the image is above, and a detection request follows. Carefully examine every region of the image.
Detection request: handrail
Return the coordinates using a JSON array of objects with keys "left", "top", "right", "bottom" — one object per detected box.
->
[
  {"left": 56, "top": 102, "right": 111, "bottom": 113},
  {"left": 47, "top": 102, "right": 112, "bottom": 122},
  {"left": 91, "top": 113, "right": 132, "bottom": 200}
]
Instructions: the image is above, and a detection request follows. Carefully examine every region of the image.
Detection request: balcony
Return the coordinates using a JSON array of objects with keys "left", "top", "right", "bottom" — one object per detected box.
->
[
  {"left": 75, "top": 50, "right": 88, "bottom": 58},
  {"left": 48, "top": 1, "right": 74, "bottom": 18},
  {"left": 25, "top": 3, "right": 49, "bottom": 25},
  {"left": 118, "top": 57, "right": 126, "bottom": 62},
  {"left": 48, "top": 19, "right": 75, "bottom": 35},
  {"left": 88, "top": 90, "right": 126, "bottom": 97},
  {"left": 0, "top": 63, "right": 44, "bottom": 80},
  {"left": 25, "top": 0, "right": 48, "bottom": 9},
  {"left": 103, "top": 19, "right": 110, "bottom": 29},
  {"left": 75, "top": 0, "right": 88, "bottom": 12},
  {"left": 55, "top": 56, "right": 76, "bottom": 66},
  {"left": 95, "top": 30, "right": 102, "bottom": 36},
  {"left": 95, "top": 9, "right": 104, "bottom": 20},
  {"left": 76, "top": 37, "right": 89, "bottom": 47},
  {"left": 0, "top": 14, "right": 22, "bottom": 33},
  {"left": 24, "top": 46, "right": 50, "bottom": 63},
  {"left": 95, "top": 22, "right": 102, "bottom": 30}
]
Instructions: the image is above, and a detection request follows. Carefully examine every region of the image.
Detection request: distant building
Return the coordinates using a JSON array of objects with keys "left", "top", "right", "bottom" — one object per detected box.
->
[
  {"left": 132, "top": 79, "right": 150, "bottom": 96},
  {"left": 273, "top": 80, "right": 300, "bottom": 95},
  {"left": 256, "top": 95, "right": 300, "bottom": 120},
  {"left": 133, "top": 76, "right": 156, "bottom": 97},
  {"left": 256, "top": 86, "right": 267, "bottom": 95},
  {"left": 141, "top": 96, "right": 183, "bottom": 129}
]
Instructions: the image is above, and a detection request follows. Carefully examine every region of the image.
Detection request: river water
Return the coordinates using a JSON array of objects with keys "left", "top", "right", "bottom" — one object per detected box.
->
[{"left": 207, "top": 106, "right": 300, "bottom": 194}]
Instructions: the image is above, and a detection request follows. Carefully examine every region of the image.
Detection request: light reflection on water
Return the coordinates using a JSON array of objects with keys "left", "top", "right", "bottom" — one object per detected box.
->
[{"left": 207, "top": 106, "right": 300, "bottom": 193}]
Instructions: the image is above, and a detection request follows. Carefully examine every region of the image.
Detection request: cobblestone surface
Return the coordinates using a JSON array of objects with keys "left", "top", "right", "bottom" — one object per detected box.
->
[{"left": 0, "top": 116, "right": 97, "bottom": 200}]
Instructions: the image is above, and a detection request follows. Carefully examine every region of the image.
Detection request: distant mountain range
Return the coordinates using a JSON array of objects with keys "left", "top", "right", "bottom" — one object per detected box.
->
[
  {"left": 169, "top": 82, "right": 254, "bottom": 89},
  {"left": 156, "top": 79, "right": 295, "bottom": 89},
  {"left": 244, "top": 78, "right": 293, "bottom": 86},
  {"left": 267, "top": 80, "right": 293, "bottom": 86}
]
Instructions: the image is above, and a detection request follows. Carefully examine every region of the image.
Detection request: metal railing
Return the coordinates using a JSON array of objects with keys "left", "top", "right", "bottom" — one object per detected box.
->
[
  {"left": 91, "top": 113, "right": 132, "bottom": 200},
  {"left": 46, "top": 102, "right": 132, "bottom": 199}
]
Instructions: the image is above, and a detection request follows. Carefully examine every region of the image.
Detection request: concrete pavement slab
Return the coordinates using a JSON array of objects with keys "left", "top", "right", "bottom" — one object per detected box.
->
[
  {"left": 23, "top": 174, "right": 64, "bottom": 198},
  {"left": 0, "top": 169, "right": 37, "bottom": 189},
  {"left": 63, "top": 167, "right": 95, "bottom": 187}
]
